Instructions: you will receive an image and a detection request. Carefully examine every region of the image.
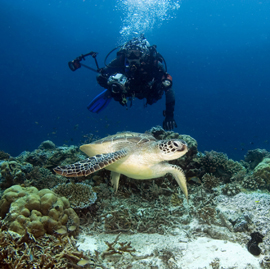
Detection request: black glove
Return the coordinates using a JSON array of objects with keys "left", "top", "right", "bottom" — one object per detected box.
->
[
  {"left": 163, "top": 114, "right": 177, "bottom": 130},
  {"left": 96, "top": 74, "right": 108, "bottom": 88}
]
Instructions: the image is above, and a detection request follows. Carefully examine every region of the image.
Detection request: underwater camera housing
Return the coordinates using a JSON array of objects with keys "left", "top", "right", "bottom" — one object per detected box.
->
[{"left": 107, "top": 73, "right": 128, "bottom": 94}]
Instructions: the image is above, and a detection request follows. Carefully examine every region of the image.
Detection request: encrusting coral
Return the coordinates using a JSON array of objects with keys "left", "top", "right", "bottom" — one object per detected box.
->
[
  {"left": 52, "top": 182, "right": 97, "bottom": 210},
  {"left": 0, "top": 185, "right": 80, "bottom": 238}
]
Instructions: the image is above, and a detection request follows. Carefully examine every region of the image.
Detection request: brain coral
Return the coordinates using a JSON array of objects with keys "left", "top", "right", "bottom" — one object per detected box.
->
[
  {"left": 52, "top": 182, "right": 97, "bottom": 209},
  {"left": 0, "top": 185, "right": 79, "bottom": 237}
]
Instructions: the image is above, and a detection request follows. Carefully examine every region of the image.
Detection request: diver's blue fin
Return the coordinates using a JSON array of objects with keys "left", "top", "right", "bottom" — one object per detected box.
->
[{"left": 87, "top": 89, "right": 112, "bottom": 113}]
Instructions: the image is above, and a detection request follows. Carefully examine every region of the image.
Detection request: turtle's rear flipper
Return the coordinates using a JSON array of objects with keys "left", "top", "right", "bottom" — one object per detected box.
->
[{"left": 54, "top": 149, "right": 127, "bottom": 177}]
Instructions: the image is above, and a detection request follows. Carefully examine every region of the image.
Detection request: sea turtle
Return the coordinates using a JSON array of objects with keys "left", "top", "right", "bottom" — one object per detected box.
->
[{"left": 54, "top": 132, "right": 189, "bottom": 199}]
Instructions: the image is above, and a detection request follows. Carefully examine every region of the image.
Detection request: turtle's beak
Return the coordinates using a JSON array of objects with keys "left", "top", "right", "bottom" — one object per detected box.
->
[{"left": 177, "top": 141, "right": 188, "bottom": 152}]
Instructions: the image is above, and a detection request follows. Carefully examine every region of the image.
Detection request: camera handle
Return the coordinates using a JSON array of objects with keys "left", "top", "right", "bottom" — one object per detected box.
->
[{"left": 68, "top": 51, "right": 102, "bottom": 73}]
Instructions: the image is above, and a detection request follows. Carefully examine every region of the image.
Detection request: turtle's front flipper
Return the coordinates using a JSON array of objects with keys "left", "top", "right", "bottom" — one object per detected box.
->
[
  {"left": 54, "top": 149, "right": 128, "bottom": 177},
  {"left": 167, "top": 164, "right": 188, "bottom": 200}
]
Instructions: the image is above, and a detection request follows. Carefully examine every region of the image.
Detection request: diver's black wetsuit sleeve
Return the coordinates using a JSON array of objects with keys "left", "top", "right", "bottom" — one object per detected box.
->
[
  {"left": 100, "top": 57, "right": 125, "bottom": 76},
  {"left": 165, "top": 87, "right": 175, "bottom": 116},
  {"left": 163, "top": 86, "right": 177, "bottom": 130}
]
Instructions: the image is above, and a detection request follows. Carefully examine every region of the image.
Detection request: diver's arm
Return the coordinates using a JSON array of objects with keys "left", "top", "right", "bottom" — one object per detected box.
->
[{"left": 163, "top": 87, "right": 177, "bottom": 130}]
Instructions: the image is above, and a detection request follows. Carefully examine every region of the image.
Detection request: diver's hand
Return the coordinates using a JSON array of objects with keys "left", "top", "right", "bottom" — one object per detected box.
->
[{"left": 163, "top": 116, "right": 177, "bottom": 131}]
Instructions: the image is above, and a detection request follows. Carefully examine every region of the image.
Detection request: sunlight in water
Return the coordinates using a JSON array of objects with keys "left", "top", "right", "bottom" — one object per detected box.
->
[{"left": 116, "top": 0, "right": 181, "bottom": 41}]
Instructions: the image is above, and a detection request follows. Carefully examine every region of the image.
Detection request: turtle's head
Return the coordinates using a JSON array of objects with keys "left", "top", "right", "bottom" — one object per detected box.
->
[{"left": 158, "top": 139, "right": 188, "bottom": 160}]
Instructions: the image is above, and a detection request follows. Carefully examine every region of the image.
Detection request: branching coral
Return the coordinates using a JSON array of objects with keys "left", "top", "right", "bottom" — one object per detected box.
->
[
  {"left": 242, "top": 174, "right": 266, "bottom": 190},
  {"left": 100, "top": 233, "right": 135, "bottom": 258},
  {"left": 221, "top": 183, "right": 241, "bottom": 196},
  {"left": 26, "top": 166, "right": 65, "bottom": 189},
  {"left": 199, "top": 150, "right": 245, "bottom": 182},
  {"left": 202, "top": 173, "right": 220, "bottom": 191},
  {"left": 52, "top": 182, "right": 97, "bottom": 210},
  {"left": 0, "top": 223, "right": 96, "bottom": 269},
  {"left": 196, "top": 206, "right": 216, "bottom": 225}
]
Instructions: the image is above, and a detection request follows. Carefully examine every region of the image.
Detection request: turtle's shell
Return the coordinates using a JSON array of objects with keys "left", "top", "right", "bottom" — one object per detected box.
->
[{"left": 80, "top": 132, "right": 156, "bottom": 157}]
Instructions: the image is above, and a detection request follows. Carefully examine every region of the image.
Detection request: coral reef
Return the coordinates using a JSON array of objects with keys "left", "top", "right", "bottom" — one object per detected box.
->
[
  {"left": 244, "top": 148, "right": 270, "bottom": 170},
  {"left": 0, "top": 142, "right": 86, "bottom": 192},
  {"left": 0, "top": 151, "right": 10, "bottom": 161},
  {"left": 197, "top": 150, "right": 245, "bottom": 182},
  {"left": 52, "top": 182, "right": 97, "bottom": 210},
  {"left": 1, "top": 129, "right": 270, "bottom": 268},
  {"left": 25, "top": 166, "right": 66, "bottom": 190},
  {"left": 221, "top": 183, "right": 241, "bottom": 196},
  {"left": 0, "top": 223, "right": 96, "bottom": 269},
  {"left": 242, "top": 173, "right": 266, "bottom": 190},
  {"left": 100, "top": 232, "right": 135, "bottom": 258},
  {"left": 38, "top": 140, "right": 56, "bottom": 150},
  {"left": 0, "top": 160, "right": 31, "bottom": 188},
  {"left": 253, "top": 157, "right": 270, "bottom": 186},
  {"left": 201, "top": 173, "right": 220, "bottom": 191},
  {"left": 0, "top": 185, "right": 80, "bottom": 237}
]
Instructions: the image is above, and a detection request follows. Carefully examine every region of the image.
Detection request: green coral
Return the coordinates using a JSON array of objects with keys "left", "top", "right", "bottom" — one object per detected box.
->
[
  {"left": 253, "top": 158, "right": 270, "bottom": 185},
  {"left": 0, "top": 185, "right": 79, "bottom": 238},
  {"left": 52, "top": 182, "right": 97, "bottom": 209}
]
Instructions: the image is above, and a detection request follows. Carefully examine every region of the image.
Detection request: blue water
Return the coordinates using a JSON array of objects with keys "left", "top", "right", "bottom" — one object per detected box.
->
[{"left": 1, "top": 0, "right": 270, "bottom": 161}]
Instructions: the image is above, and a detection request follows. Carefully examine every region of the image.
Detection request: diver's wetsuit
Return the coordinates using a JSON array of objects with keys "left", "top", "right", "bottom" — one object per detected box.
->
[{"left": 97, "top": 53, "right": 176, "bottom": 120}]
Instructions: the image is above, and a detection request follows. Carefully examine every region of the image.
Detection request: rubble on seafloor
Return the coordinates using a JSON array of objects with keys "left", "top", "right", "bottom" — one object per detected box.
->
[{"left": 0, "top": 127, "right": 270, "bottom": 268}]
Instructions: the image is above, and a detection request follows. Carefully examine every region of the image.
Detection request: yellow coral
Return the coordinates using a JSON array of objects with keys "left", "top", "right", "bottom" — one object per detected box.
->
[{"left": 0, "top": 185, "right": 80, "bottom": 238}]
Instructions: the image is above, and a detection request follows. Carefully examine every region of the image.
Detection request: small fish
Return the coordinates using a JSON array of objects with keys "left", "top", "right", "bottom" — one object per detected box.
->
[
  {"left": 77, "top": 259, "right": 94, "bottom": 266},
  {"left": 35, "top": 122, "right": 39, "bottom": 125},
  {"left": 55, "top": 228, "right": 67, "bottom": 235},
  {"left": 188, "top": 177, "right": 202, "bottom": 184}
]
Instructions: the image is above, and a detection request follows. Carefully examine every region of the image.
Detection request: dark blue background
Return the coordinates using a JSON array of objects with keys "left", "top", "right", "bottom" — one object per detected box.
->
[{"left": 1, "top": 0, "right": 270, "bottom": 160}]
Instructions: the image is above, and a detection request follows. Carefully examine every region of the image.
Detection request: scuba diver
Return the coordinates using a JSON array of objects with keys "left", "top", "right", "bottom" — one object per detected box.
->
[{"left": 68, "top": 34, "right": 177, "bottom": 130}]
